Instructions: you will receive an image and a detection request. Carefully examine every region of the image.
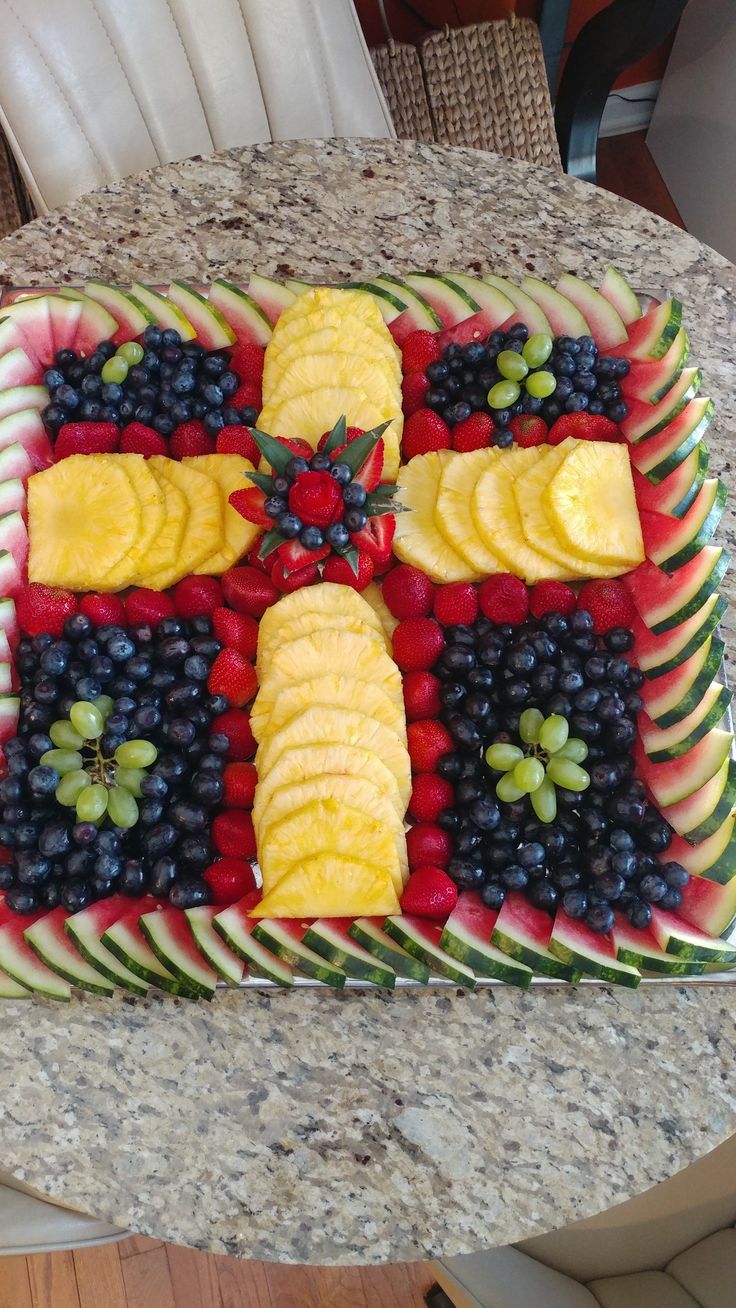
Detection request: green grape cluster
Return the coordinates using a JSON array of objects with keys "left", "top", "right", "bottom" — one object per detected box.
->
[
  {"left": 485, "top": 709, "right": 589, "bottom": 823},
  {"left": 40, "top": 697, "right": 158, "bottom": 827},
  {"left": 487, "top": 332, "right": 556, "bottom": 411},
  {"left": 100, "top": 339, "right": 145, "bottom": 386}
]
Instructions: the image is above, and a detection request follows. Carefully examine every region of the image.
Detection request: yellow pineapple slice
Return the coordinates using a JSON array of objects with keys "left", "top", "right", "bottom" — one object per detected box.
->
[
  {"left": 100, "top": 455, "right": 166, "bottom": 590},
  {"left": 250, "top": 852, "right": 400, "bottom": 919},
  {"left": 265, "top": 329, "right": 400, "bottom": 393},
  {"left": 253, "top": 629, "right": 403, "bottom": 732},
  {"left": 361, "top": 581, "right": 398, "bottom": 643},
  {"left": 472, "top": 452, "right": 570, "bottom": 584},
  {"left": 132, "top": 470, "right": 187, "bottom": 588},
  {"left": 257, "top": 613, "right": 387, "bottom": 676},
  {"left": 273, "top": 286, "right": 389, "bottom": 330},
  {"left": 252, "top": 676, "right": 406, "bottom": 746},
  {"left": 181, "top": 453, "right": 260, "bottom": 574},
  {"left": 28, "top": 455, "right": 140, "bottom": 590},
  {"left": 393, "top": 451, "right": 481, "bottom": 582},
  {"left": 514, "top": 447, "right": 623, "bottom": 578},
  {"left": 252, "top": 742, "right": 404, "bottom": 825},
  {"left": 145, "top": 457, "right": 223, "bottom": 586},
  {"left": 256, "top": 707, "right": 411, "bottom": 807},
  {"left": 266, "top": 354, "right": 399, "bottom": 412},
  {"left": 259, "top": 388, "right": 402, "bottom": 479},
  {"left": 257, "top": 580, "right": 383, "bottom": 641},
  {"left": 259, "top": 798, "right": 402, "bottom": 893},
  {"left": 545, "top": 439, "right": 644, "bottom": 568},
  {"left": 435, "top": 447, "right": 505, "bottom": 574}
]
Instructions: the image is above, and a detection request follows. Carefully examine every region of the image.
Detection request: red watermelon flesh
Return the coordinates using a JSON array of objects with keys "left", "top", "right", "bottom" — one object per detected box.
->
[
  {"left": 436, "top": 309, "right": 499, "bottom": 350},
  {"left": 677, "top": 873, "right": 736, "bottom": 937}
]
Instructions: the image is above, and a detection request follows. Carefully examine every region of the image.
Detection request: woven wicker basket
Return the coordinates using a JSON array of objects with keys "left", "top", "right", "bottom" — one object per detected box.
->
[
  {"left": 371, "top": 41, "right": 435, "bottom": 144},
  {"left": 0, "top": 130, "right": 35, "bottom": 237}
]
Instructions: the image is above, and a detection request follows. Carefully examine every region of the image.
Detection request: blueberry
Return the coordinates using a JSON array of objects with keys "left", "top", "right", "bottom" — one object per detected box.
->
[
  {"left": 142, "top": 824, "right": 178, "bottom": 858},
  {"left": 286, "top": 456, "right": 310, "bottom": 479},
  {"left": 639, "top": 873, "right": 667, "bottom": 903},
  {"left": 7, "top": 887, "right": 40, "bottom": 914},
  {"left": 448, "top": 858, "right": 484, "bottom": 889},
  {"left": 518, "top": 841, "right": 545, "bottom": 869},
  {"left": 344, "top": 508, "right": 367, "bottom": 533},
  {"left": 586, "top": 902, "right": 614, "bottom": 933},
  {"left": 177, "top": 835, "right": 212, "bottom": 868},
  {"left": 480, "top": 882, "right": 506, "bottom": 910},
  {"left": 28, "top": 765, "right": 60, "bottom": 797},
  {"left": 300, "top": 525, "right": 324, "bottom": 551},
  {"left": 660, "top": 860, "right": 688, "bottom": 889},
  {"left": 528, "top": 880, "right": 558, "bottom": 912},
  {"left": 39, "top": 823, "right": 71, "bottom": 858},
  {"left": 191, "top": 771, "right": 224, "bottom": 806},
  {"left": 342, "top": 482, "right": 367, "bottom": 508},
  {"left": 169, "top": 878, "right": 212, "bottom": 909},
  {"left": 15, "top": 851, "right": 51, "bottom": 885}
]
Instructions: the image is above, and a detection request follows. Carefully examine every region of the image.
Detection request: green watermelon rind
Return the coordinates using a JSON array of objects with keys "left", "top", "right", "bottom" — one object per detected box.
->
[
  {"left": 643, "top": 684, "right": 732, "bottom": 763},
  {"left": 440, "top": 919, "right": 532, "bottom": 988},
  {"left": 139, "top": 913, "right": 216, "bottom": 1000},
  {"left": 383, "top": 916, "right": 477, "bottom": 986},
  {"left": 655, "top": 481, "right": 728, "bottom": 573},
  {"left": 650, "top": 906, "right": 736, "bottom": 962},
  {"left": 643, "top": 548, "right": 729, "bottom": 635},
  {"left": 252, "top": 921, "right": 346, "bottom": 987},
  {"left": 639, "top": 593, "right": 726, "bottom": 679},
  {"left": 303, "top": 922, "right": 396, "bottom": 987},
  {"left": 626, "top": 368, "right": 702, "bottom": 443},
  {"left": 102, "top": 920, "right": 201, "bottom": 998},
  {"left": 348, "top": 919, "right": 431, "bottom": 982},
  {"left": 491, "top": 925, "right": 581, "bottom": 981},
  {"left": 647, "top": 636, "right": 725, "bottom": 727},
  {"left": 212, "top": 909, "right": 294, "bottom": 987},
  {"left": 665, "top": 759, "right": 736, "bottom": 844},
  {"left": 623, "top": 297, "right": 683, "bottom": 360},
  {"left": 548, "top": 920, "right": 641, "bottom": 988},
  {"left": 642, "top": 728, "right": 734, "bottom": 808}
]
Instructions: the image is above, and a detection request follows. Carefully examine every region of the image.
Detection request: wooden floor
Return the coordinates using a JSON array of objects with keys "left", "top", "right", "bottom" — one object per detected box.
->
[{"left": 597, "top": 130, "right": 684, "bottom": 229}]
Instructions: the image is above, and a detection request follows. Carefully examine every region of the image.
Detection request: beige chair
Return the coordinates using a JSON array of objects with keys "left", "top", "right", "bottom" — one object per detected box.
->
[
  {"left": 0, "top": 0, "right": 394, "bottom": 215},
  {"left": 0, "top": 1173, "right": 125, "bottom": 1254}
]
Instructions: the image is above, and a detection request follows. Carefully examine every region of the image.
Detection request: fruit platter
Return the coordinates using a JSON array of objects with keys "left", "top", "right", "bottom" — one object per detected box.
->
[{"left": 0, "top": 263, "right": 732, "bottom": 1000}]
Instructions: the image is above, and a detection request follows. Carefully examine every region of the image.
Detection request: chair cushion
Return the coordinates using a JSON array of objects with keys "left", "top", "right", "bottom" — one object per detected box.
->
[
  {"left": 434, "top": 1248, "right": 599, "bottom": 1308},
  {"left": 587, "top": 1270, "right": 702, "bottom": 1308},
  {"left": 667, "top": 1228, "right": 736, "bottom": 1308},
  {"left": 0, "top": 1180, "right": 124, "bottom": 1255}
]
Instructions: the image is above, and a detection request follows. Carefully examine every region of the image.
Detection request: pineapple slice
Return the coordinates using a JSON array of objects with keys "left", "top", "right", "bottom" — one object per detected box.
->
[
  {"left": 250, "top": 852, "right": 400, "bottom": 919},
  {"left": 273, "top": 285, "right": 390, "bottom": 329},
  {"left": 471, "top": 453, "right": 570, "bottom": 584},
  {"left": 259, "top": 387, "right": 402, "bottom": 479},
  {"left": 145, "top": 457, "right": 224, "bottom": 586},
  {"left": 257, "top": 580, "right": 383, "bottom": 641},
  {"left": 393, "top": 451, "right": 481, "bottom": 582},
  {"left": 28, "top": 454, "right": 140, "bottom": 590},
  {"left": 256, "top": 707, "right": 411, "bottom": 807},
  {"left": 514, "top": 447, "right": 624, "bottom": 577},
  {"left": 435, "top": 447, "right": 505, "bottom": 574},
  {"left": 259, "top": 798, "right": 402, "bottom": 893},
  {"left": 545, "top": 439, "right": 644, "bottom": 568},
  {"left": 100, "top": 455, "right": 166, "bottom": 590},
  {"left": 252, "top": 676, "right": 406, "bottom": 746},
  {"left": 257, "top": 613, "right": 388, "bottom": 676},
  {"left": 253, "top": 629, "right": 403, "bottom": 732},
  {"left": 132, "top": 470, "right": 187, "bottom": 587},
  {"left": 361, "top": 581, "right": 399, "bottom": 643},
  {"left": 265, "top": 327, "right": 400, "bottom": 393},
  {"left": 266, "top": 354, "right": 399, "bottom": 413},
  {"left": 182, "top": 453, "right": 260, "bottom": 573},
  {"left": 252, "top": 742, "right": 405, "bottom": 825}
]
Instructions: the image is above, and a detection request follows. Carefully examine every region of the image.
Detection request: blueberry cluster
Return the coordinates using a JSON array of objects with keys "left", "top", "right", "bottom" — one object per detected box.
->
[
  {"left": 433, "top": 610, "right": 686, "bottom": 934},
  {"left": 266, "top": 451, "right": 369, "bottom": 553},
  {"left": 1, "top": 614, "right": 232, "bottom": 915},
  {"left": 42, "top": 326, "right": 257, "bottom": 438}
]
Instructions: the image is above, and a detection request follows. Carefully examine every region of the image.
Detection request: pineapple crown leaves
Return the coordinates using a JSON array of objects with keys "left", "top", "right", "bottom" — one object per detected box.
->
[{"left": 248, "top": 417, "right": 392, "bottom": 481}]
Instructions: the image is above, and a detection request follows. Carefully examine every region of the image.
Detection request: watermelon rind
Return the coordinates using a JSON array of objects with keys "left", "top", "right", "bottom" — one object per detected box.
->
[
  {"left": 213, "top": 904, "right": 293, "bottom": 986},
  {"left": 251, "top": 919, "right": 345, "bottom": 986},
  {"left": 491, "top": 894, "right": 580, "bottom": 980},
  {"left": 24, "top": 909, "right": 114, "bottom": 995},
  {"left": 383, "top": 915, "right": 476, "bottom": 986},
  {"left": 129, "top": 283, "right": 196, "bottom": 339},
  {"left": 404, "top": 272, "right": 480, "bottom": 325},
  {"left": 640, "top": 727, "right": 734, "bottom": 807},
  {"left": 139, "top": 908, "right": 217, "bottom": 999},
  {"left": 208, "top": 280, "right": 272, "bottom": 347},
  {"left": 662, "top": 758, "right": 736, "bottom": 843},
  {"left": 370, "top": 275, "right": 442, "bottom": 330},
  {"left": 626, "top": 546, "right": 729, "bottom": 635},
  {"left": 549, "top": 913, "right": 641, "bottom": 987},
  {"left": 442, "top": 273, "right": 515, "bottom": 329},
  {"left": 665, "top": 820, "right": 736, "bottom": 884},
  {"left": 622, "top": 297, "right": 683, "bottom": 360},
  {"left": 102, "top": 913, "right": 201, "bottom": 997},
  {"left": 0, "top": 920, "right": 71, "bottom": 999},
  {"left": 556, "top": 272, "right": 628, "bottom": 349},
  {"left": 623, "top": 367, "right": 702, "bottom": 443},
  {"left": 304, "top": 920, "right": 396, "bottom": 987},
  {"left": 632, "top": 399, "right": 713, "bottom": 483},
  {"left": 641, "top": 635, "right": 724, "bottom": 727},
  {"left": 599, "top": 266, "right": 641, "bottom": 325},
  {"left": 65, "top": 900, "right": 148, "bottom": 995},
  {"left": 483, "top": 274, "right": 552, "bottom": 334},
  {"left": 520, "top": 276, "right": 590, "bottom": 336},
  {"left": 440, "top": 913, "right": 532, "bottom": 987},
  {"left": 643, "top": 479, "right": 727, "bottom": 574},
  {"left": 612, "top": 917, "right": 705, "bottom": 975},
  {"left": 247, "top": 274, "right": 297, "bottom": 324},
  {"left": 649, "top": 906, "right": 736, "bottom": 963},
  {"left": 343, "top": 281, "right": 406, "bottom": 324},
  {"left": 185, "top": 905, "right": 244, "bottom": 985},
  {"left": 641, "top": 683, "right": 732, "bottom": 762},
  {"left": 348, "top": 918, "right": 430, "bottom": 982},
  {"left": 637, "top": 592, "right": 725, "bottom": 679}
]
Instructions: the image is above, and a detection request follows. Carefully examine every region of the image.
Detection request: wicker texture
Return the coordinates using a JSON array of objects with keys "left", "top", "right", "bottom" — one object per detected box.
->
[
  {"left": 371, "top": 42, "right": 435, "bottom": 144},
  {"left": 0, "top": 128, "right": 35, "bottom": 237}
]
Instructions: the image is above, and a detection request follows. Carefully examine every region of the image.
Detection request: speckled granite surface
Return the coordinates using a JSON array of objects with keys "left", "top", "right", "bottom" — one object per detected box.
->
[{"left": 0, "top": 140, "right": 735, "bottom": 1264}]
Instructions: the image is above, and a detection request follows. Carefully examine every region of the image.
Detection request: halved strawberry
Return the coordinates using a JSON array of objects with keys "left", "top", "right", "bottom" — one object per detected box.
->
[
  {"left": 350, "top": 513, "right": 395, "bottom": 565},
  {"left": 547, "top": 413, "right": 623, "bottom": 445},
  {"left": 277, "top": 537, "right": 330, "bottom": 574},
  {"left": 326, "top": 428, "right": 384, "bottom": 491},
  {"left": 229, "top": 486, "right": 271, "bottom": 527}
]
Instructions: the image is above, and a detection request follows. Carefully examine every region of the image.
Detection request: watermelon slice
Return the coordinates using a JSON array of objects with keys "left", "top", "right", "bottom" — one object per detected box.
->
[
  {"left": 439, "top": 891, "right": 532, "bottom": 986},
  {"left": 168, "top": 282, "right": 236, "bottom": 350},
  {"left": 83, "top": 282, "right": 154, "bottom": 343},
  {"left": 64, "top": 895, "right": 149, "bottom": 994},
  {"left": 0, "top": 550, "right": 22, "bottom": 598},
  {"left": 63, "top": 297, "right": 117, "bottom": 357},
  {"left": 612, "top": 915, "right": 704, "bottom": 974},
  {"left": 47, "top": 297, "right": 83, "bottom": 353},
  {"left": 404, "top": 272, "right": 480, "bottom": 326},
  {"left": 208, "top": 280, "right": 272, "bottom": 347},
  {"left": 0, "top": 319, "right": 31, "bottom": 364},
  {"left": 640, "top": 684, "right": 732, "bottom": 762},
  {"left": 184, "top": 906, "right": 245, "bottom": 985},
  {"left": 139, "top": 905, "right": 218, "bottom": 998},
  {"left": 556, "top": 273, "right": 628, "bottom": 349},
  {"left": 630, "top": 398, "right": 713, "bottom": 483},
  {"left": 623, "top": 546, "right": 729, "bottom": 633},
  {"left": 633, "top": 592, "right": 725, "bottom": 678},
  {"left": 304, "top": 918, "right": 396, "bottom": 987},
  {"left": 491, "top": 891, "right": 581, "bottom": 980},
  {"left": 636, "top": 728, "right": 733, "bottom": 806},
  {"left": 442, "top": 273, "right": 514, "bottom": 329},
  {"left": 247, "top": 274, "right": 297, "bottom": 325},
  {"left": 343, "top": 280, "right": 406, "bottom": 326},
  {"left": 0, "top": 599, "right": 18, "bottom": 652},
  {"left": 213, "top": 901, "right": 294, "bottom": 986},
  {"left": 621, "top": 367, "right": 702, "bottom": 444},
  {"left": 664, "top": 822, "right": 736, "bottom": 884},
  {"left": 1, "top": 297, "right": 55, "bottom": 366},
  {"left": 24, "top": 907, "right": 115, "bottom": 994},
  {"left": 639, "top": 635, "right": 724, "bottom": 726},
  {"left": 0, "top": 348, "right": 39, "bottom": 389},
  {"left": 621, "top": 297, "right": 683, "bottom": 360},
  {"left": 648, "top": 905, "right": 736, "bottom": 963},
  {"left": 660, "top": 757, "right": 736, "bottom": 842},
  {"left": 599, "top": 266, "right": 641, "bottom": 325},
  {"left": 639, "top": 479, "right": 727, "bottom": 573},
  {"left": 0, "top": 442, "right": 34, "bottom": 485},
  {"left": 0, "top": 386, "right": 48, "bottom": 420},
  {"left": 549, "top": 911, "right": 640, "bottom": 986},
  {"left": 0, "top": 478, "right": 27, "bottom": 521},
  {"left": 436, "top": 311, "right": 501, "bottom": 349},
  {"left": 252, "top": 918, "right": 346, "bottom": 986},
  {"left": 0, "top": 410, "right": 53, "bottom": 470},
  {"left": 370, "top": 275, "right": 442, "bottom": 331},
  {"left": 0, "top": 511, "right": 28, "bottom": 570},
  {"left": 676, "top": 873, "right": 736, "bottom": 939},
  {"left": 383, "top": 915, "right": 476, "bottom": 986},
  {"left": 129, "top": 283, "right": 195, "bottom": 339},
  {"left": 348, "top": 917, "right": 430, "bottom": 981},
  {"left": 0, "top": 695, "right": 19, "bottom": 743},
  {"left": 0, "top": 904, "right": 70, "bottom": 999},
  {"left": 484, "top": 274, "right": 553, "bottom": 334},
  {"left": 622, "top": 326, "right": 689, "bottom": 404},
  {"left": 520, "top": 277, "right": 590, "bottom": 336},
  {"left": 102, "top": 897, "right": 201, "bottom": 996},
  {"left": 632, "top": 444, "right": 708, "bottom": 518}
]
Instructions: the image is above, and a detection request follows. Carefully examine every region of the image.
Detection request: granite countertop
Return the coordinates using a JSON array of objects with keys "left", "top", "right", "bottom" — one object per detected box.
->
[{"left": 0, "top": 139, "right": 735, "bottom": 1265}]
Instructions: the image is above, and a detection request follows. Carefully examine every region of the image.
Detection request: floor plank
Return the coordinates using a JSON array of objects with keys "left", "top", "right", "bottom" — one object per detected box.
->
[
  {"left": 73, "top": 1244, "right": 127, "bottom": 1308},
  {"left": 0, "top": 1254, "right": 32, "bottom": 1308},
  {"left": 360, "top": 1259, "right": 433, "bottom": 1307},
  {"left": 120, "top": 1245, "right": 176, "bottom": 1308},
  {"left": 215, "top": 1253, "right": 274, "bottom": 1308},
  {"left": 26, "top": 1251, "right": 80, "bottom": 1308},
  {"left": 265, "top": 1261, "right": 323, "bottom": 1308},
  {"left": 167, "top": 1244, "right": 223, "bottom": 1308},
  {"left": 118, "top": 1233, "right": 164, "bottom": 1259},
  {"left": 312, "top": 1264, "right": 368, "bottom": 1307}
]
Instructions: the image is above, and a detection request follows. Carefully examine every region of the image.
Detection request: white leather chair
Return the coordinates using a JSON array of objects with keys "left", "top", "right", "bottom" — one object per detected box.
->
[
  {"left": 0, "top": 1173, "right": 125, "bottom": 1255},
  {"left": 0, "top": 0, "right": 395, "bottom": 215}
]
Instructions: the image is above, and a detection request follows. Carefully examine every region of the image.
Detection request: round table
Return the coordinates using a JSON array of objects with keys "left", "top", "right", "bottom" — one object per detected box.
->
[{"left": 0, "top": 139, "right": 735, "bottom": 1266}]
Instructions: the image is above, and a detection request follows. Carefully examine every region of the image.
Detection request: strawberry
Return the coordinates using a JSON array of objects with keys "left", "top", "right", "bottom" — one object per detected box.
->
[
  {"left": 229, "top": 342, "right": 265, "bottom": 384},
  {"left": 529, "top": 580, "right": 577, "bottom": 619},
  {"left": 510, "top": 415, "right": 548, "bottom": 448},
  {"left": 453, "top": 412, "right": 493, "bottom": 453},
  {"left": 16, "top": 583, "right": 77, "bottom": 638},
  {"left": 326, "top": 428, "right": 384, "bottom": 492},
  {"left": 576, "top": 578, "right": 635, "bottom": 633},
  {"left": 392, "top": 617, "right": 445, "bottom": 671},
  {"left": 229, "top": 485, "right": 271, "bottom": 527},
  {"left": 239, "top": 887, "right": 263, "bottom": 913},
  {"left": 382, "top": 564, "right": 435, "bottom": 619},
  {"left": 401, "top": 330, "right": 442, "bottom": 374},
  {"left": 288, "top": 471, "right": 341, "bottom": 527},
  {"left": 433, "top": 582, "right": 478, "bottom": 626},
  {"left": 318, "top": 425, "right": 365, "bottom": 452},
  {"left": 400, "top": 865, "right": 457, "bottom": 919},
  {"left": 212, "top": 708, "right": 256, "bottom": 761},
  {"left": 169, "top": 421, "right": 215, "bottom": 460},
  {"left": 409, "top": 774, "right": 454, "bottom": 823},
  {"left": 271, "top": 559, "right": 320, "bottom": 592},
  {"left": 211, "top": 809, "right": 257, "bottom": 860},
  {"left": 79, "top": 593, "right": 127, "bottom": 627},
  {"left": 222, "top": 761, "right": 258, "bottom": 808},
  {"left": 406, "top": 823, "right": 452, "bottom": 870},
  {"left": 402, "top": 409, "right": 451, "bottom": 459},
  {"left": 203, "top": 857, "right": 257, "bottom": 906},
  {"left": 401, "top": 371, "right": 429, "bottom": 416},
  {"left": 275, "top": 437, "right": 312, "bottom": 459},
  {"left": 207, "top": 648, "right": 258, "bottom": 708},
  {"left": 232, "top": 383, "right": 262, "bottom": 412},
  {"left": 216, "top": 427, "right": 260, "bottom": 462},
  {"left": 246, "top": 539, "right": 274, "bottom": 574},
  {"left": 119, "top": 423, "right": 168, "bottom": 457},
  {"left": 547, "top": 413, "right": 622, "bottom": 446},
  {"left": 407, "top": 719, "right": 454, "bottom": 773},
  {"left": 349, "top": 514, "right": 395, "bottom": 566},
  {"left": 402, "top": 670, "right": 442, "bottom": 722},
  {"left": 321, "top": 551, "right": 374, "bottom": 590},
  {"left": 173, "top": 575, "right": 223, "bottom": 619},
  {"left": 54, "top": 422, "right": 119, "bottom": 459},
  {"left": 124, "top": 588, "right": 176, "bottom": 626},
  {"left": 212, "top": 607, "right": 258, "bottom": 661},
  {"left": 277, "top": 537, "right": 330, "bottom": 573},
  {"left": 478, "top": 574, "right": 529, "bottom": 625},
  {"left": 221, "top": 566, "right": 278, "bottom": 618}
]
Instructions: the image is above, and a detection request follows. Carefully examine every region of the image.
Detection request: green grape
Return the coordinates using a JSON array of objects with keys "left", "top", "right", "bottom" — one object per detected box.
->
[
  {"left": 496, "top": 772, "right": 526, "bottom": 803},
  {"left": 117, "top": 341, "right": 144, "bottom": 365},
  {"left": 76, "top": 783, "right": 109, "bottom": 822},
  {"left": 513, "top": 756, "right": 545, "bottom": 793},
  {"left": 93, "top": 694, "right": 115, "bottom": 720},
  {"left": 115, "top": 739, "right": 157, "bottom": 768},
  {"left": 101, "top": 355, "right": 128, "bottom": 384},
  {"left": 522, "top": 332, "right": 553, "bottom": 369},
  {"left": 114, "top": 766, "right": 147, "bottom": 797},
  {"left": 49, "top": 720, "right": 84, "bottom": 749},
  {"left": 485, "top": 742, "right": 524, "bottom": 771},
  {"left": 546, "top": 758, "right": 591, "bottom": 791},
  {"left": 70, "top": 700, "right": 104, "bottom": 740},
  {"left": 56, "top": 770, "right": 91, "bottom": 806},
  {"left": 555, "top": 737, "right": 588, "bottom": 763},
  {"left": 519, "top": 707, "right": 543, "bottom": 745},
  {"left": 107, "top": 785, "right": 139, "bottom": 828},
  {"left": 496, "top": 349, "right": 529, "bottom": 383},
  {"left": 539, "top": 713, "right": 569, "bottom": 754},
  {"left": 525, "top": 369, "right": 556, "bottom": 399},
  {"left": 40, "top": 748, "right": 84, "bottom": 774},
  {"left": 487, "top": 380, "right": 521, "bottom": 409},
  {"left": 530, "top": 776, "right": 557, "bottom": 823}
]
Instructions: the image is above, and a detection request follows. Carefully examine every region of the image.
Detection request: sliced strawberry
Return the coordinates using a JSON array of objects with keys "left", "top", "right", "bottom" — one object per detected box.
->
[
  {"left": 330, "top": 433, "right": 384, "bottom": 491},
  {"left": 229, "top": 486, "right": 271, "bottom": 527},
  {"left": 547, "top": 413, "right": 623, "bottom": 445},
  {"left": 349, "top": 513, "right": 395, "bottom": 565},
  {"left": 277, "top": 537, "right": 330, "bottom": 573}
]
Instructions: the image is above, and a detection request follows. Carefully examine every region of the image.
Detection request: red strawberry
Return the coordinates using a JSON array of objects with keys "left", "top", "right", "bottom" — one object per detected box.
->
[
  {"left": 478, "top": 574, "right": 529, "bottom": 625},
  {"left": 382, "top": 564, "right": 435, "bottom": 619},
  {"left": 401, "top": 371, "right": 429, "bottom": 416},
  {"left": 203, "top": 857, "right": 257, "bottom": 906},
  {"left": 246, "top": 539, "right": 274, "bottom": 574},
  {"left": 321, "top": 551, "right": 374, "bottom": 591},
  {"left": 16, "top": 583, "right": 77, "bottom": 638},
  {"left": 229, "top": 486, "right": 271, "bottom": 527},
  {"left": 409, "top": 774, "right": 454, "bottom": 823},
  {"left": 79, "top": 593, "right": 127, "bottom": 627},
  {"left": 211, "top": 810, "right": 256, "bottom": 860},
  {"left": 173, "top": 575, "right": 223, "bottom": 619},
  {"left": 400, "top": 865, "right": 457, "bottom": 919},
  {"left": 510, "top": 415, "right": 548, "bottom": 448},
  {"left": 54, "top": 422, "right": 119, "bottom": 459},
  {"left": 288, "top": 471, "right": 341, "bottom": 527},
  {"left": 433, "top": 582, "right": 478, "bottom": 626},
  {"left": 401, "top": 330, "right": 442, "bottom": 374},
  {"left": 229, "top": 342, "right": 265, "bottom": 384},
  {"left": 402, "top": 409, "right": 451, "bottom": 459},
  {"left": 119, "top": 423, "right": 168, "bottom": 457},
  {"left": 207, "top": 649, "right": 258, "bottom": 707},
  {"left": 453, "top": 412, "right": 493, "bottom": 453},
  {"left": 271, "top": 559, "right": 320, "bottom": 592},
  {"left": 576, "top": 578, "right": 635, "bottom": 633},
  {"left": 124, "top": 588, "right": 176, "bottom": 626},
  {"left": 392, "top": 617, "right": 445, "bottom": 671},
  {"left": 276, "top": 437, "right": 313, "bottom": 459},
  {"left": 212, "top": 708, "right": 256, "bottom": 760},
  {"left": 407, "top": 720, "right": 454, "bottom": 773},
  {"left": 239, "top": 888, "right": 263, "bottom": 913},
  {"left": 326, "top": 429, "right": 384, "bottom": 492},
  {"left": 221, "top": 566, "right": 278, "bottom": 618},
  {"left": 547, "top": 413, "right": 622, "bottom": 446},
  {"left": 232, "top": 383, "right": 262, "bottom": 412},
  {"left": 212, "top": 607, "right": 258, "bottom": 661},
  {"left": 222, "top": 761, "right": 258, "bottom": 808},
  {"left": 169, "top": 421, "right": 215, "bottom": 460},
  {"left": 349, "top": 514, "right": 395, "bottom": 566},
  {"left": 216, "top": 427, "right": 260, "bottom": 462},
  {"left": 529, "top": 580, "right": 576, "bottom": 619},
  {"left": 402, "top": 670, "right": 442, "bottom": 721},
  {"left": 318, "top": 425, "right": 365, "bottom": 452},
  {"left": 406, "top": 823, "right": 452, "bottom": 870},
  {"left": 277, "top": 537, "right": 330, "bottom": 573}
]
